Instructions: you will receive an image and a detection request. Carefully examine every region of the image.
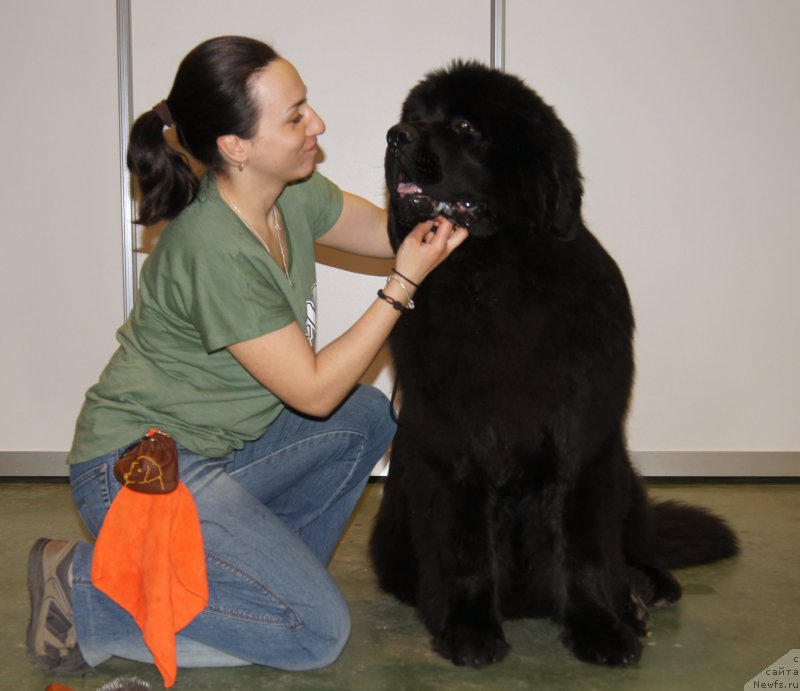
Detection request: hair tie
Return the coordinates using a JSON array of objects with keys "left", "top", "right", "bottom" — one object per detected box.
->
[
  {"left": 391, "top": 268, "right": 420, "bottom": 288},
  {"left": 152, "top": 100, "right": 174, "bottom": 128}
]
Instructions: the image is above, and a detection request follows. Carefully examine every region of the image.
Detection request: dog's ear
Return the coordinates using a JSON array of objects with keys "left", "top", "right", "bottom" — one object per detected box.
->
[
  {"left": 510, "top": 97, "right": 584, "bottom": 241},
  {"left": 511, "top": 155, "right": 582, "bottom": 242},
  {"left": 500, "top": 117, "right": 584, "bottom": 242},
  {"left": 544, "top": 160, "right": 583, "bottom": 241}
]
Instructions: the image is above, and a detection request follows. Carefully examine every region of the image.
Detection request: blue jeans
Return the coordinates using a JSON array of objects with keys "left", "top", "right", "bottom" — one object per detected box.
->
[{"left": 69, "top": 385, "right": 394, "bottom": 671}]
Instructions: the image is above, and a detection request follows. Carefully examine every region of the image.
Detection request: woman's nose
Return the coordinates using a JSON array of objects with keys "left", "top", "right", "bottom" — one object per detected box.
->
[{"left": 307, "top": 105, "right": 325, "bottom": 136}]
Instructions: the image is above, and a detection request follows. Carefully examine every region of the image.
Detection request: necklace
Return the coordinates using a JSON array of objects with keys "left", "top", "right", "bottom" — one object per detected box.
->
[
  {"left": 226, "top": 196, "right": 292, "bottom": 286},
  {"left": 269, "top": 207, "right": 292, "bottom": 286}
]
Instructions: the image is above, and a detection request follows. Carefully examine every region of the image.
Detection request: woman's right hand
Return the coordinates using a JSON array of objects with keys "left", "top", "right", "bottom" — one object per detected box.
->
[{"left": 394, "top": 217, "right": 469, "bottom": 287}]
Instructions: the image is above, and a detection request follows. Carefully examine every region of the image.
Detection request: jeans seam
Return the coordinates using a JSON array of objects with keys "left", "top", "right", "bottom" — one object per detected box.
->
[
  {"left": 228, "top": 430, "right": 367, "bottom": 527},
  {"left": 228, "top": 429, "right": 364, "bottom": 470},
  {"left": 204, "top": 551, "right": 303, "bottom": 630},
  {"left": 308, "top": 431, "right": 367, "bottom": 522},
  {"left": 71, "top": 459, "right": 118, "bottom": 537},
  {"left": 71, "top": 460, "right": 113, "bottom": 496}
]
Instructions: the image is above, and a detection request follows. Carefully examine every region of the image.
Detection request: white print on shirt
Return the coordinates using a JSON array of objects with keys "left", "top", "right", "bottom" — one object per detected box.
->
[{"left": 306, "top": 283, "right": 317, "bottom": 345}]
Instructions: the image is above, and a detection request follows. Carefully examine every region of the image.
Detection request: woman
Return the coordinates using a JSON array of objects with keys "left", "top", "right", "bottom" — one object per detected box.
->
[{"left": 27, "top": 36, "right": 467, "bottom": 676}]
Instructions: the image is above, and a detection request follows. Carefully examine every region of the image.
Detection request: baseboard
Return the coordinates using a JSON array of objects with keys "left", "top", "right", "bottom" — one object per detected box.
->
[
  {"left": 0, "top": 451, "right": 70, "bottom": 477},
  {"left": 2, "top": 450, "right": 798, "bottom": 480},
  {"left": 631, "top": 451, "right": 799, "bottom": 478}
]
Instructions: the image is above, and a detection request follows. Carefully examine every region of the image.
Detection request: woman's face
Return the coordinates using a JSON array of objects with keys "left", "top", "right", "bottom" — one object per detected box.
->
[{"left": 243, "top": 59, "right": 325, "bottom": 183}]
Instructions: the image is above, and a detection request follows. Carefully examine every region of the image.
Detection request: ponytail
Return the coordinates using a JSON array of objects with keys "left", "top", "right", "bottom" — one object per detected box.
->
[
  {"left": 127, "top": 108, "right": 198, "bottom": 225},
  {"left": 125, "top": 36, "right": 279, "bottom": 227}
]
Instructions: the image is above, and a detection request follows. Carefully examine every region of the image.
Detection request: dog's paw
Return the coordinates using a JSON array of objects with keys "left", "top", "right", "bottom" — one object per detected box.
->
[
  {"left": 625, "top": 591, "right": 650, "bottom": 637},
  {"left": 562, "top": 619, "right": 642, "bottom": 667},
  {"left": 433, "top": 622, "right": 511, "bottom": 668},
  {"left": 631, "top": 563, "right": 683, "bottom": 608},
  {"left": 651, "top": 570, "right": 682, "bottom": 607}
]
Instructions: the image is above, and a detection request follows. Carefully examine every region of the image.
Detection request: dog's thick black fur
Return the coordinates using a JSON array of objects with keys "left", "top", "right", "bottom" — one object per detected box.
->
[{"left": 369, "top": 62, "right": 739, "bottom": 668}]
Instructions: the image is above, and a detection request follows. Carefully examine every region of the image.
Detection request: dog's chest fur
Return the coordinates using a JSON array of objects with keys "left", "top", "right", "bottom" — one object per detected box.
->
[{"left": 389, "top": 230, "right": 634, "bottom": 486}]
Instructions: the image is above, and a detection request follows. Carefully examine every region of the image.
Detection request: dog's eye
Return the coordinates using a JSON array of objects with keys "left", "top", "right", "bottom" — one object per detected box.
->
[{"left": 453, "top": 119, "right": 479, "bottom": 137}]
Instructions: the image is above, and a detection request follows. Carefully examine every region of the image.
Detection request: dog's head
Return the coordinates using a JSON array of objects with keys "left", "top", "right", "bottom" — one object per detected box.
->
[{"left": 386, "top": 61, "right": 584, "bottom": 250}]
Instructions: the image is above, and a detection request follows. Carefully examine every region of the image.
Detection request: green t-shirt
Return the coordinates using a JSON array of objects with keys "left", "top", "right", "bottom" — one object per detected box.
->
[{"left": 67, "top": 171, "right": 343, "bottom": 463}]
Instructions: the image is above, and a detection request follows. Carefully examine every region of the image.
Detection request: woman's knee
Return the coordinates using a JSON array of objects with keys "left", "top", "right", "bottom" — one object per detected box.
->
[
  {"left": 290, "top": 599, "right": 351, "bottom": 670},
  {"left": 244, "top": 587, "right": 352, "bottom": 670},
  {"left": 344, "top": 385, "right": 396, "bottom": 459},
  {"left": 198, "top": 523, "right": 354, "bottom": 671}
]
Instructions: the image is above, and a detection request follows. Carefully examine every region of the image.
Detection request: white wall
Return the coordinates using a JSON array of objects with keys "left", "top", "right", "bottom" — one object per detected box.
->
[
  {"left": 0, "top": 1, "right": 122, "bottom": 460},
  {"left": 507, "top": 0, "right": 800, "bottom": 470},
  {"left": 1, "top": 1, "right": 797, "bottom": 476}
]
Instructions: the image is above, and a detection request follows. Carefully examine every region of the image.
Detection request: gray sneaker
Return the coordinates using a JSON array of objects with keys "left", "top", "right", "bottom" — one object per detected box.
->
[{"left": 27, "top": 538, "right": 88, "bottom": 672}]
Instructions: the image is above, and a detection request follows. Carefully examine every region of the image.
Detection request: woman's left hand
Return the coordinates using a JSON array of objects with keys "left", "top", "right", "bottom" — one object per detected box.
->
[{"left": 394, "top": 216, "right": 469, "bottom": 286}]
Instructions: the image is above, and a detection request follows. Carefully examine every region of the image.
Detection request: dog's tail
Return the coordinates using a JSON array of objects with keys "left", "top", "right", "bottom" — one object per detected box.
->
[{"left": 650, "top": 500, "right": 739, "bottom": 569}]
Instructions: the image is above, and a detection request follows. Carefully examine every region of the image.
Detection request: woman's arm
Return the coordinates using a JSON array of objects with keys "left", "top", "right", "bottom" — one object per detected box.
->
[
  {"left": 228, "top": 219, "right": 468, "bottom": 417},
  {"left": 315, "top": 191, "right": 393, "bottom": 258}
]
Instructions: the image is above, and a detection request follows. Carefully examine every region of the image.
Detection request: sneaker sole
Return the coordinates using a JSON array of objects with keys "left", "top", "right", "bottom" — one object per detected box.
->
[
  {"left": 26, "top": 538, "right": 86, "bottom": 673},
  {"left": 26, "top": 538, "right": 49, "bottom": 670}
]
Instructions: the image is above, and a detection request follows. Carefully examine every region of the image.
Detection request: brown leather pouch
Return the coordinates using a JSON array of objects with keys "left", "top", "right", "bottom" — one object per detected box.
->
[{"left": 114, "top": 428, "right": 179, "bottom": 494}]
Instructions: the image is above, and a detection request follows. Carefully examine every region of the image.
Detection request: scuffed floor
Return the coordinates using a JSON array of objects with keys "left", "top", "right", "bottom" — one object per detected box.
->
[{"left": 2, "top": 480, "right": 797, "bottom": 690}]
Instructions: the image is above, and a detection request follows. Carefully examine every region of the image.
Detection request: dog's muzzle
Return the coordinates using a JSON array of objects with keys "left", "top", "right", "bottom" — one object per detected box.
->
[{"left": 396, "top": 183, "right": 484, "bottom": 230}]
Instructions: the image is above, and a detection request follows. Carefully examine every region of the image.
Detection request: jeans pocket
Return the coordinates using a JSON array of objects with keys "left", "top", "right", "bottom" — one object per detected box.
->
[{"left": 70, "top": 453, "right": 120, "bottom": 538}]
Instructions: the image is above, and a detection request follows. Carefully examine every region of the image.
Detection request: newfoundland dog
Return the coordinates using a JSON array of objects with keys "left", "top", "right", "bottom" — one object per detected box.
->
[{"left": 369, "top": 62, "right": 738, "bottom": 668}]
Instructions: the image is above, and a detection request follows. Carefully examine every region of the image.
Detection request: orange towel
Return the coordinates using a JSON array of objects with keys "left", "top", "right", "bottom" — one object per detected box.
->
[{"left": 92, "top": 483, "right": 208, "bottom": 688}]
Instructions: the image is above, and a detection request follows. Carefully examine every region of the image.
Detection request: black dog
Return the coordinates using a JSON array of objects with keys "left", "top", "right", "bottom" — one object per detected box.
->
[{"left": 369, "top": 62, "right": 738, "bottom": 668}]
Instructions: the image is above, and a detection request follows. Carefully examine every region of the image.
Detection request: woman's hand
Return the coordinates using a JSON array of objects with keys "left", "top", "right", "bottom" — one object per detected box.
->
[{"left": 394, "top": 217, "right": 469, "bottom": 286}]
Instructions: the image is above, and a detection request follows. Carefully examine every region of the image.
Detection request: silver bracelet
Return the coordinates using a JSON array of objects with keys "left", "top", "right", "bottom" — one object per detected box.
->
[{"left": 385, "top": 275, "right": 415, "bottom": 310}]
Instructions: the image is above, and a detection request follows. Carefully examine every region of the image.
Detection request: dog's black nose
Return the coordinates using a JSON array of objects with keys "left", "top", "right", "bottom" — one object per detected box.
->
[{"left": 387, "top": 123, "right": 417, "bottom": 146}]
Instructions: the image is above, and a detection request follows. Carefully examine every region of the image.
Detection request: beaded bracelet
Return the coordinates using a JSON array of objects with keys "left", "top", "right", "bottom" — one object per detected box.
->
[
  {"left": 377, "top": 288, "right": 414, "bottom": 314},
  {"left": 385, "top": 276, "right": 415, "bottom": 309}
]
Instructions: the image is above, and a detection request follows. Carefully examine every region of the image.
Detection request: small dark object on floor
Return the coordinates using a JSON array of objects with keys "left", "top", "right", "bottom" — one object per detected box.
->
[{"left": 98, "top": 676, "right": 152, "bottom": 691}]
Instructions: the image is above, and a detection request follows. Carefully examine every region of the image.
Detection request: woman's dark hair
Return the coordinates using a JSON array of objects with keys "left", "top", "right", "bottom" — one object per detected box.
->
[{"left": 127, "top": 36, "right": 279, "bottom": 225}]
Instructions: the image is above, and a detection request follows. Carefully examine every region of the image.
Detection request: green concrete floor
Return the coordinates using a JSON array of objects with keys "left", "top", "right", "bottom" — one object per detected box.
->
[{"left": 1, "top": 481, "right": 797, "bottom": 691}]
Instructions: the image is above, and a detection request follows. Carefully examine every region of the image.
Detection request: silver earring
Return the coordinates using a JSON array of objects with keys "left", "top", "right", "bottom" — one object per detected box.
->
[{"left": 238, "top": 160, "right": 246, "bottom": 172}]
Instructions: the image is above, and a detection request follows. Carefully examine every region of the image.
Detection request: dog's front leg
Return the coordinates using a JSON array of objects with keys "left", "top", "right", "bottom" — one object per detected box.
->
[
  {"left": 408, "top": 464, "right": 510, "bottom": 667},
  {"left": 556, "top": 481, "right": 644, "bottom": 666}
]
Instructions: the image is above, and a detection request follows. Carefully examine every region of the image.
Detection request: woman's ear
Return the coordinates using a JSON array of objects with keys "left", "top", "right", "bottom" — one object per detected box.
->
[{"left": 216, "top": 134, "right": 247, "bottom": 169}]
